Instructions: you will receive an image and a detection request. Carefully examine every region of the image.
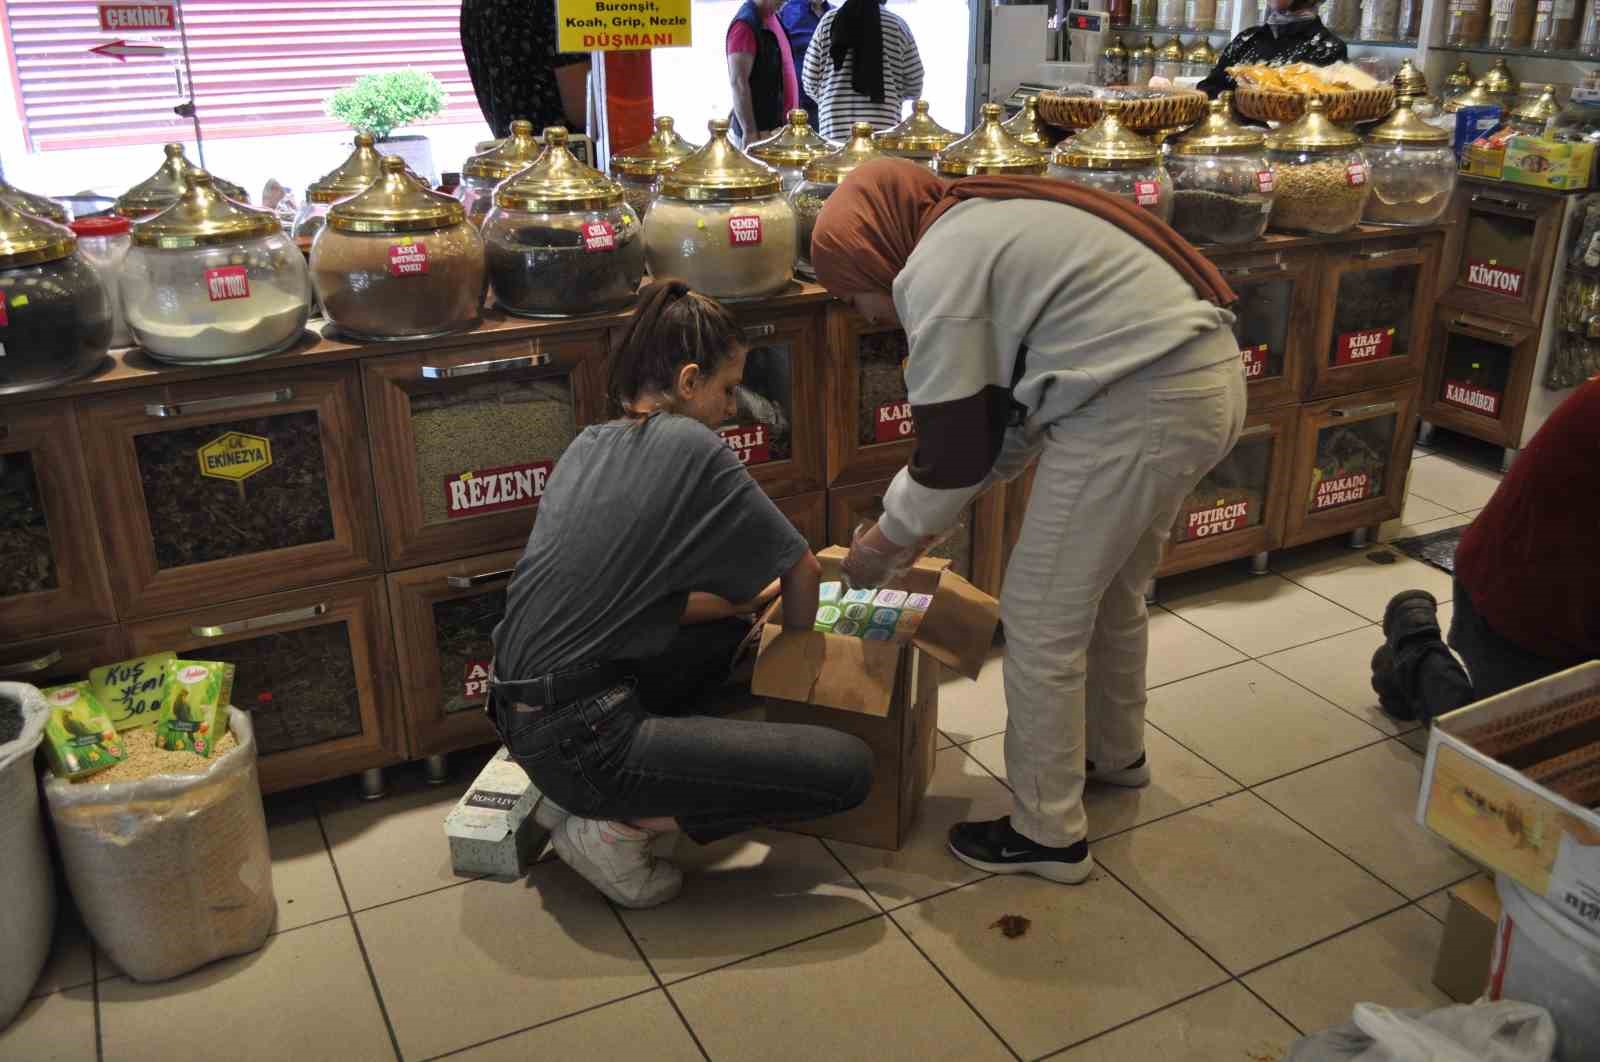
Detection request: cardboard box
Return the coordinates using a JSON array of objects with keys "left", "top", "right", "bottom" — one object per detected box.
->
[
  {"left": 1504, "top": 136, "right": 1596, "bottom": 190},
  {"left": 444, "top": 748, "right": 547, "bottom": 879},
  {"left": 1417, "top": 662, "right": 1600, "bottom": 936},
  {"left": 39, "top": 683, "right": 127, "bottom": 780},
  {"left": 1453, "top": 106, "right": 1503, "bottom": 161},
  {"left": 153, "top": 660, "right": 234, "bottom": 757},
  {"left": 1433, "top": 877, "right": 1501, "bottom": 1003}
]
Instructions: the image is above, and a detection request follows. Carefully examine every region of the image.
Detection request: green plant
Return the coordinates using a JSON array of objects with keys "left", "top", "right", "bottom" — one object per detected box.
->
[{"left": 325, "top": 69, "right": 446, "bottom": 140}]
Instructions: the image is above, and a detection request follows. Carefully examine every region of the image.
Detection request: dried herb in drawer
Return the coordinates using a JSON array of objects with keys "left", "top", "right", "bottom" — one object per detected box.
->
[
  {"left": 199, "top": 621, "right": 362, "bottom": 756},
  {"left": 1309, "top": 422, "right": 1391, "bottom": 513},
  {"left": 1331, "top": 266, "right": 1417, "bottom": 360},
  {"left": 434, "top": 589, "right": 506, "bottom": 714},
  {"left": 731, "top": 343, "right": 793, "bottom": 463},
  {"left": 136, "top": 410, "right": 335, "bottom": 570},
  {"left": 857, "top": 331, "right": 911, "bottom": 446},
  {"left": 0, "top": 450, "right": 57, "bottom": 595}
]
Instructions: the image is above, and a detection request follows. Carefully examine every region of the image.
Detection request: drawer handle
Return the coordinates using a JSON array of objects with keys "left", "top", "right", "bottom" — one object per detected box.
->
[
  {"left": 191, "top": 602, "right": 328, "bottom": 638},
  {"left": 0, "top": 648, "right": 62, "bottom": 677},
  {"left": 421, "top": 353, "right": 552, "bottom": 379},
  {"left": 447, "top": 569, "right": 514, "bottom": 589},
  {"left": 145, "top": 387, "right": 294, "bottom": 418},
  {"left": 1237, "top": 424, "right": 1274, "bottom": 439},
  {"left": 1222, "top": 254, "right": 1285, "bottom": 277},
  {"left": 1352, "top": 249, "right": 1406, "bottom": 261},
  {"left": 743, "top": 324, "right": 777, "bottom": 339},
  {"left": 1470, "top": 193, "right": 1537, "bottom": 213},
  {"left": 1330, "top": 401, "right": 1399, "bottom": 419},
  {"left": 1453, "top": 315, "right": 1517, "bottom": 338}
]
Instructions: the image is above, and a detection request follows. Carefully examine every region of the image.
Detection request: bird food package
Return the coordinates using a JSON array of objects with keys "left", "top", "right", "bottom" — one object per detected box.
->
[
  {"left": 814, "top": 583, "right": 932, "bottom": 641},
  {"left": 153, "top": 660, "right": 235, "bottom": 758},
  {"left": 39, "top": 682, "right": 127, "bottom": 780}
]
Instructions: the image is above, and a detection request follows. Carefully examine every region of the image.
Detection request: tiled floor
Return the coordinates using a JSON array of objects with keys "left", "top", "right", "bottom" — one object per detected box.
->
[{"left": 3, "top": 446, "right": 1497, "bottom": 1062}]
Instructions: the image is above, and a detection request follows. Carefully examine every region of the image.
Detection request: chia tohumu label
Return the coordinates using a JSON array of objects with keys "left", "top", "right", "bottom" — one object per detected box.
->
[{"left": 581, "top": 221, "right": 617, "bottom": 253}]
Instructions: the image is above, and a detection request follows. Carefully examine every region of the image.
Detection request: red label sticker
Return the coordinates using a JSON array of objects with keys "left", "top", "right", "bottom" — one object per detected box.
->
[
  {"left": 1133, "top": 180, "right": 1160, "bottom": 206},
  {"left": 463, "top": 660, "right": 491, "bottom": 701},
  {"left": 1335, "top": 328, "right": 1395, "bottom": 365},
  {"left": 204, "top": 265, "right": 250, "bottom": 302},
  {"left": 1256, "top": 170, "right": 1276, "bottom": 194},
  {"left": 1443, "top": 379, "right": 1503, "bottom": 417},
  {"left": 0, "top": 301, "right": 8, "bottom": 327},
  {"left": 717, "top": 423, "right": 771, "bottom": 465},
  {"left": 97, "top": 2, "right": 175, "bottom": 31},
  {"left": 729, "top": 215, "right": 763, "bottom": 246},
  {"left": 388, "top": 241, "right": 429, "bottom": 276},
  {"left": 1241, "top": 344, "right": 1269, "bottom": 380},
  {"left": 1178, "top": 498, "right": 1252, "bottom": 542},
  {"left": 1346, "top": 162, "right": 1368, "bottom": 187},
  {"left": 1464, "top": 258, "right": 1525, "bottom": 298},
  {"left": 443, "top": 460, "right": 553, "bottom": 518},
  {"left": 874, "top": 400, "right": 915, "bottom": 443},
  {"left": 1313, "top": 471, "right": 1371, "bottom": 511},
  {"left": 581, "top": 220, "right": 616, "bottom": 252}
]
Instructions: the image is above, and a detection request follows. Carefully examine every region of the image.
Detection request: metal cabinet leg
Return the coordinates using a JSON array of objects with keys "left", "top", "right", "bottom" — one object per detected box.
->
[
  {"left": 1417, "top": 421, "right": 1436, "bottom": 448},
  {"left": 1502, "top": 447, "right": 1519, "bottom": 473},
  {"left": 1250, "top": 551, "right": 1270, "bottom": 576},
  {"left": 424, "top": 754, "right": 449, "bottom": 785},
  {"left": 1348, "top": 527, "right": 1371, "bottom": 549},
  {"left": 359, "top": 767, "right": 387, "bottom": 801},
  {"left": 1143, "top": 578, "right": 1157, "bottom": 605}
]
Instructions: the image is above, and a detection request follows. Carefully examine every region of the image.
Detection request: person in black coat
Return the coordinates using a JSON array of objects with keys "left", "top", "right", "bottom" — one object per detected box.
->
[{"left": 1197, "top": 0, "right": 1348, "bottom": 98}]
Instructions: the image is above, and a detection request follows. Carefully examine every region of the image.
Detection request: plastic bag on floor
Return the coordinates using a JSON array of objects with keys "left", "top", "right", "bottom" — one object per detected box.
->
[
  {"left": 1286, "top": 1001, "right": 1556, "bottom": 1062},
  {"left": 43, "top": 708, "right": 275, "bottom": 982},
  {"left": 0, "top": 683, "right": 54, "bottom": 1030}
]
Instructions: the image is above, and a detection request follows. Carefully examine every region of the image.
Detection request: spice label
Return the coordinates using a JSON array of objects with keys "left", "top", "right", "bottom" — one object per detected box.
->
[
  {"left": 1178, "top": 497, "right": 1252, "bottom": 542},
  {"left": 197, "top": 431, "right": 273, "bottom": 483},
  {"left": 1345, "top": 162, "right": 1368, "bottom": 187},
  {"left": 581, "top": 220, "right": 617, "bottom": 252},
  {"left": 88, "top": 652, "right": 175, "bottom": 731},
  {"left": 1335, "top": 328, "right": 1395, "bottom": 365},
  {"left": 204, "top": 265, "right": 250, "bottom": 302},
  {"left": 1241, "top": 344, "right": 1269, "bottom": 380},
  {"left": 1133, "top": 180, "right": 1161, "bottom": 206},
  {"left": 388, "top": 240, "right": 430, "bottom": 276},
  {"left": 445, "top": 460, "right": 554, "bottom": 518},
  {"left": 1464, "top": 258, "right": 1525, "bottom": 298},
  {"left": 1255, "top": 170, "right": 1275, "bottom": 194},
  {"left": 97, "top": 2, "right": 175, "bottom": 31},
  {"left": 874, "top": 400, "right": 916, "bottom": 442},
  {"left": 717, "top": 422, "right": 771, "bottom": 465},
  {"left": 1443, "top": 379, "right": 1503, "bottom": 416},
  {"left": 728, "top": 215, "right": 763, "bottom": 246},
  {"left": 463, "top": 660, "right": 492, "bottom": 701},
  {"left": 1312, "top": 471, "right": 1371, "bottom": 511}
]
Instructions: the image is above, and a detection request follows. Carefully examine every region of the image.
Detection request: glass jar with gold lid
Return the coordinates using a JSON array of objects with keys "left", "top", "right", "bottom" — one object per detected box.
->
[
  {"left": 874, "top": 100, "right": 960, "bottom": 168},
  {"left": 750, "top": 110, "right": 838, "bottom": 193},
  {"left": 1098, "top": 35, "right": 1130, "bottom": 87},
  {"left": 1264, "top": 96, "right": 1369, "bottom": 235},
  {"left": 1153, "top": 37, "right": 1185, "bottom": 83},
  {"left": 1508, "top": 84, "right": 1560, "bottom": 135},
  {"left": 458, "top": 120, "right": 544, "bottom": 224},
  {"left": 310, "top": 156, "right": 484, "bottom": 340},
  {"left": 0, "top": 177, "right": 66, "bottom": 224},
  {"left": 115, "top": 143, "right": 250, "bottom": 219},
  {"left": 1391, "top": 58, "right": 1441, "bottom": 121},
  {"left": 790, "top": 122, "right": 883, "bottom": 275},
  {"left": 0, "top": 202, "right": 110, "bottom": 394},
  {"left": 1167, "top": 96, "right": 1274, "bottom": 245},
  {"left": 1002, "top": 97, "right": 1052, "bottom": 154},
  {"left": 482, "top": 127, "right": 643, "bottom": 317},
  {"left": 1048, "top": 100, "right": 1174, "bottom": 220},
  {"left": 643, "top": 118, "right": 797, "bottom": 299},
  {"left": 292, "top": 133, "right": 389, "bottom": 246},
  {"left": 1363, "top": 97, "right": 1455, "bottom": 226},
  {"left": 612, "top": 116, "right": 699, "bottom": 219},
  {"left": 935, "top": 103, "right": 1047, "bottom": 178},
  {"left": 1481, "top": 58, "right": 1520, "bottom": 107},
  {"left": 1182, "top": 39, "right": 1217, "bottom": 80}
]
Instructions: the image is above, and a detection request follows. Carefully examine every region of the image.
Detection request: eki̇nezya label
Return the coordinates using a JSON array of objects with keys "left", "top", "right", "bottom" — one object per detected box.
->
[
  {"left": 1134, "top": 180, "right": 1160, "bottom": 206},
  {"left": 204, "top": 265, "right": 250, "bottom": 302},
  {"left": 1465, "top": 258, "right": 1524, "bottom": 298},
  {"left": 1241, "top": 344, "right": 1269, "bottom": 379},
  {"left": 875, "top": 401, "right": 915, "bottom": 443},
  {"left": 196, "top": 431, "right": 272, "bottom": 483},
  {"left": 1335, "top": 328, "right": 1395, "bottom": 365},
  {"left": 1180, "top": 498, "right": 1251, "bottom": 542},
  {"left": 1313, "top": 471, "right": 1370, "bottom": 511},
  {"left": 445, "top": 460, "right": 553, "bottom": 518},
  {"left": 389, "top": 240, "right": 429, "bottom": 277},
  {"left": 1443, "top": 379, "right": 1502, "bottom": 416},
  {"left": 581, "top": 220, "right": 617, "bottom": 252},
  {"left": 718, "top": 423, "right": 770, "bottom": 465},
  {"left": 1346, "top": 162, "right": 1367, "bottom": 187},
  {"left": 729, "top": 215, "right": 762, "bottom": 246},
  {"left": 463, "top": 660, "right": 491, "bottom": 700}
]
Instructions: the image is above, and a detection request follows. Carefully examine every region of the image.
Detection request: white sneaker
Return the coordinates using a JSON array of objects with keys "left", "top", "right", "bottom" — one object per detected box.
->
[
  {"left": 529, "top": 783, "right": 570, "bottom": 832},
  {"left": 551, "top": 816, "right": 683, "bottom": 909},
  {"left": 1086, "top": 752, "right": 1151, "bottom": 789}
]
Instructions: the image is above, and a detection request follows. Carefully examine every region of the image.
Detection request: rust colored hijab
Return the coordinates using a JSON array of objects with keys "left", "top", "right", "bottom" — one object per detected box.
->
[{"left": 809, "top": 157, "right": 1236, "bottom": 306}]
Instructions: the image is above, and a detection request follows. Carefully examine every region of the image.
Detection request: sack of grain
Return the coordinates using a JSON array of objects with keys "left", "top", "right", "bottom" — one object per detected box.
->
[
  {"left": 43, "top": 708, "right": 274, "bottom": 982},
  {"left": 0, "top": 683, "right": 54, "bottom": 1029}
]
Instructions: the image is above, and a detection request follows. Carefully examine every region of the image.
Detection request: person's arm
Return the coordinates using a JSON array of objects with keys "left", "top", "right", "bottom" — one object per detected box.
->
[
  {"left": 1196, "top": 34, "right": 1245, "bottom": 98},
  {"left": 681, "top": 579, "right": 782, "bottom": 624},
  {"left": 802, "top": 14, "right": 829, "bottom": 101},
  {"left": 555, "top": 58, "right": 591, "bottom": 130},
  {"left": 728, "top": 51, "right": 760, "bottom": 145},
  {"left": 779, "top": 551, "right": 821, "bottom": 631}
]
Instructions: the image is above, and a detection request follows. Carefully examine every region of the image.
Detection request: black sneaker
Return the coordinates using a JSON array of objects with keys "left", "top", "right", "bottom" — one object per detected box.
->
[
  {"left": 1371, "top": 643, "right": 1418, "bottom": 723},
  {"left": 948, "top": 817, "right": 1093, "bottom": 884},
  {"left": 1086, "top": 752, "right": 1151, "bottom": 788}
]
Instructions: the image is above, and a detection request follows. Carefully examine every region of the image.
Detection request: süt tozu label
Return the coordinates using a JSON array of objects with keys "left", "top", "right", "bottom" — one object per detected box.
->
[
  {"left": 1241, "top": 344, "right": 1269, "bottom": 379},
  {"left": 1133, "top": 180, "right": 1160, "bottom": 206},
  {"left": 1464, "top": 258, "right": 1525, "bottom": 298},
  {"left": 1178, "top": 497, "right": 1252, "bottom": 542},
  {"left": 1312, "top": 471, "right": 1371, "bottom": 511},
  {"left": 717, "top": 423, "right": 771, "bottom": 465},
  {"left": 463, "top": 660, "right": 491, "bottom": 701},
  {"left": 388, "top": 240, "right": 430, "bottom": 276},
  {"left": 444, "top": 460, "right": 553, "bottom": 518},
  {"left": 1345, "top": 162, "right": 1368, "bottom": 187},
  {"left": 204, "top": 265, "right": 250, "bottom": 301},
  {"left": 1335, "top": 327, "right": 1395, "bottom": 365},
  {"left": 581, "top": 220, "right": 617, "bottom": 252},
  {"left": 874, "top": 400, "right": 915, "bottom": 442},
  {"left": 1443, "top": 379, "right": 1502, "bottom": 416},
  {"left": 728, "top": 215, "right": 763, "bottom": 246}
]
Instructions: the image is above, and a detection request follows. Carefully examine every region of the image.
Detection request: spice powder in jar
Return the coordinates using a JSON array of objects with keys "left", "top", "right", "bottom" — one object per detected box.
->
[{"left": 1264, "top": 97, "right": 1369, "bottom": 236}]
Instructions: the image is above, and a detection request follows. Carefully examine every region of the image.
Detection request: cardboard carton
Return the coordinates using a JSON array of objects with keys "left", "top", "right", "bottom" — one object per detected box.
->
[
  {"left": 154, "top": 660, "right": 235, "bottom": 757},
  {"left": 444, "top": 748, "right": 547, "bottom": 879},
  {"left": 1504, "top": 135, "right": 1596, "bottom": 190},
  {"left": 39, "top": 683, "right": 127, "bottom": 780},
  {"left": 1432, "top": 876, "right": 1500, "bottom": 1004}
]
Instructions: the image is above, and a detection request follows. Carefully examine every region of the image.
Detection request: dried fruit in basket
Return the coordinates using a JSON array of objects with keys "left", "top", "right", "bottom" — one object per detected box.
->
[{"left": 1229, "top": 62, "right": 1380, "bottom": 94}]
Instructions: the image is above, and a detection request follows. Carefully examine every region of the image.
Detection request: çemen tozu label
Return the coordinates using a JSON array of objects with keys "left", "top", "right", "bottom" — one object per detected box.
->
[
  {"left": 1312, "top": 471, "right": 1371, "bottom": 511},
  {"left": 1464, "top": 258, "right": 1526, "bottom": 298},
  {"left": 388, "top": 239, "right": 430, "bottom": 276},
  {"left": 197, "top": 431, "right": 272, "bottom": 483},
  {"left": 1335, "top": 327, "right": 1395, "bottom": 365},
  {"left": 1345, "top": 161, "right": 1368, "bottom": 187},
  {"left": 1133, "top": 180, "right": 1160, "bottom": 206},
  {"left": 581, "top": 220, "right": 617, "bottom": 252},
  {"left": 1241, "top": 344, "right": 1269, "bottom": 379},
  {"left": 717, "top": 423, "right": 770, "bottom": 465},
  {"left": 1178, "top": 497, "right": 1252, "bottom": 542},
  {"left": 728, "top": 215, "right": 763, "bottom": 246},
  {"left": 463, "top": 660, "right": 491, "bottom": 701},
  {"left": 444, "top": 460, "right": 553, "bottom": 518},
  {"left": 204, "top": 265, "right": 250, "bottom": 301},
  {"left": 1443, "top": 379, "right": 1503, "bottom": 416},
  {"left": 874, "top": 400, "right": 915, "bottom": 442}
]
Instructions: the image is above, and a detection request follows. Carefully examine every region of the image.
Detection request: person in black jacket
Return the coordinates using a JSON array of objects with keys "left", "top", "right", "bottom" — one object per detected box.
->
[
  {"left": 460, "top": 0, "right": 589, "bottom": 136},
  {"left": 1197, "top": 0, "right": 1348, "bottom": 98}
]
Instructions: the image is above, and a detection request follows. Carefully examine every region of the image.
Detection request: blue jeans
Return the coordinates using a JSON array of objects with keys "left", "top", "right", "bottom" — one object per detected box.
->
[{"left": 1449, "top": 577, "right": 1583, "bottom": 701}]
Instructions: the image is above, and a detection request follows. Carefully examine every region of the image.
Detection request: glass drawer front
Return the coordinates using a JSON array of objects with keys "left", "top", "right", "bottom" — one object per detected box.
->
[
  {"left": 718, "top": 340, "right": 794, "bottom": 467},
  {"left": 857, "top": 331, "right": 913, "bottom": 446},
  {"left": 1232, "top": 277, "right": 1292, "bottom": 382},
  {"left": 433, "top": 589, "right": 507, "bottom": 715},
  {"left": 855, "top": 492, "right": 972, "bottom": 579},
  {"left": 1330, "top": 264, "right": 1421, "bottom": 368},
  {"left": 1308, "top": 414, "right": 1396, "bottom": 515},
  {"left": 200, "top": 622, "right": 363, "bottom": 755},
  {"left": 0, "top": 450, "right": 57, "bottom": 596},
  {"left": 1458, "top": 211, "right": 1537, "bottom": 301},
  {"left": 1439, "top": 332, "right": 1512, "bottom": 420},
  {"left": 1173, "top": 432, "right": 1273, "bottom": 544}
]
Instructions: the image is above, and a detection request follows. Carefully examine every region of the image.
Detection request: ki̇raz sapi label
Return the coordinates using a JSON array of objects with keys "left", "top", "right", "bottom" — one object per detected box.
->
[
  {"left": 581, "top": 220, "right": 617, "bottom": 252},
  {"left": 1241, "top": 344, "right": 1269, "bottom": 380},
  {"left": 1443, "top": 377, "right": 1503, "bottom": 417},
  {"left": 1179, "top": 497, "right": 1252, "bottom": 542},
  {"left": 875, "top": 400, "right": 915, "bottom": 442},
  {"left": 204, "top": 265, "right": 250, "bottom": 302},
  {"left": 463, "top": 660, "right": 491, "bottom": 701},
  {"left": 1312, "top": 470, "right": 1371, "bottom": 511},
  {"left": 1345, "top": 161, "right": 1368, "bottom": 187},
  {"left": 717, "top": 423, "right": 771, "bottom": 465},
  {"left": 728, "top": 214, "right": 763, "bottom": 247},
  {"left": 1464, "top": 258, "right": 1525, "bottom": 298},
  {"left": 1133, "top": 180, "right": 1161, "bottom": 207},
  {"left": 388, "top": 238, "right": 430, "bottom": 277},
  {"left": 445, "top": 460, "right": 553, "bottom": 518},
  {"left": 1335, "top": 327, "right": 1395, "bottom": 366}
]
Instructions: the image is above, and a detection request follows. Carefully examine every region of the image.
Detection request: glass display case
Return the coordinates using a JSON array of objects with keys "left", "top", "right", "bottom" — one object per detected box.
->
[
  {"left": 1212, "top": 248, "right": 1317, "bottom": 410},
  {"left": 1310, "top": 235, "right": 1442, "bottom": 398},
  {"left": 719, "top": 311, "right": 826, "bottom": 500},
  {"left": 1441, "top": 182, "right": 1566, "bottom": 326},
  {"left": 1422, "top": 310, "right": 1539, "bottom": 449},
  {"left": 826, "top": 306, "right": 918, "bottom": 486},
  {"left": 1285, "top": 383, "right": 1417, "bottom": 547}
]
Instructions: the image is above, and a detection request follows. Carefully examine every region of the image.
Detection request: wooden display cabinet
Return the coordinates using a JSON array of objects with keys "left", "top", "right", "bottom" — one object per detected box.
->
[
  {"left": 1307, "top": 233, "right": 1441, "bottom": 400},
  {"left": 721, "top": 311, "right": 827, "bottom": 500},
  {"left": 77, "top": 364, "right": 381, "bottom": 620},
  {"left": 0, "top": 400, "right": 116, "bottom": 641},
  {"left": 775, "top": 490, "right": 828, "bottom": 550},
  {"left": 1440, "top": 182, "right": 1566, "bottom": 327},
  {"left": 0, "top": 625, "right": 130, "bottom": 689},
  {"left": 1421, "top": 311, "right": 1539, "bottom": 450},
  {"left": 827, "top": 478, "right": 1006, "bottom": 596},
  {"left": 1284, "top": 382, "right": 1418, "bottom": 548},
  {"left": 824, "top": 308, "right": 916, "bottom": 487},
  {"left": 1212, "top": 247, "right": 1318, "bottom": 411},
  {"left": 363, "top": 332, "right": 607, "bottom": 570}
]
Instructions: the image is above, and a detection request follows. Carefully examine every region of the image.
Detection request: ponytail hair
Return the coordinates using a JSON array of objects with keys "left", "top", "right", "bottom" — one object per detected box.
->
[{"left": 608, "top": 281, "right": 744, "bottom": 416}]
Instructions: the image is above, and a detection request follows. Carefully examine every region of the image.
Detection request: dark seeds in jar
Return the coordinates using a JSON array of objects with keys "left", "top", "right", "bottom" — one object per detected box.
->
[
  {"left": 0, "top": 255, "right": 110, "bottom": 393},
  {"left": 0, "top": 691, "right": 24, "bottom": 745},
  {"left": 0, "top": 450, "right": 58, "bottom": 596},
  {"left": 1170, "top": 189, "right": 1271, "bottom": 245},
  {"left": 793, "top": 192, "right": 826, "bottom": 265},
  {"left": 487, "top": 223, "right": 644, "bottom": 316}
]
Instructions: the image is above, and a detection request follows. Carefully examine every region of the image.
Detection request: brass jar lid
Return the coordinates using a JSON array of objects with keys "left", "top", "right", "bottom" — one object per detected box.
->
[
  {"left": 750, "top": 110, "right": 837, "bottom": 168},
  {"left": 1392, "top": 58, "right": 1429, "bottom": 100},
  {"left": 1002, "top": 96, "right": 1051, "bottom": 151},
  {"left": 613, "top": 116, "right": 700, "bottom": 178},
  {"left": 1170, "top": 97, "right": 1266, "bottom": 155},
  {"left": 495, "top": 127, "right": 624, "bottom": 213},
  {"left": 0, "top": 200, "right": 74, "bottom": 269},
  {"left": 1052, "top": 100, "right": 1160, "bottom": 169},
  {"left": 1482, "top": 57, "right": 1518, "bottom": 100},
  {"left": 328, "top": 156, "right": 466, "bottom": 234},
  {"left": 1443, "top": 78, "right": 1500, "bottom": 114},
  {"left": 463, "top": 120, "right": 544, "bottom": 181},
  {"left": 1132, "top": 35, "right": 1157, "bottom": 60},
  {"left": 1103, "top": 34, "right": 1128, "bottom": 60},
  {"left": 1511, "top": 84, "right": 1561, "bottom": 127},
  {"left": 1184, "top": 39, "right": 1217, "bottom": 66},
  {"left": 936, "top": 103, "right": 1046, "bottom": 176},
  {"left": 1156, "top": 37, "right": 1185, "bottom": 63},
  {"left": 659, "top": 119, "right": 781, "bottom": 201},
  {"left": 875, "top": 100, "right": 960, "bottom": 156},
  {"left": 306, "top": 133, "right": 391, "bottom": 204},
  {"left": 1444, "top": 59, "right": 1474, "bottom": 95},
  {"left": 131, "top": 171, "right": 279, "bottom": 249},
  {"left": 115, "top": 143, "right": 248, "bottom": 218},
  {"left": 0, "top": 178, "right": 66, "bottom": 224},
  {"left": 1367, "top": 97, "right": 1450, "bottom": 145},
  {"left": 803, "top": 122, "right": 885, "bottom": 184},
  {"left": 1264, "top": 96, "right": 1361, "bottom": 152}
]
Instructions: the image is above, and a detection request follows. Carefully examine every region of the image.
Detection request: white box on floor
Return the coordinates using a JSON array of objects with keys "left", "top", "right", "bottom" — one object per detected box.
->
[{"left": 444, "top": 747, "right": 545, "bottom": 880}]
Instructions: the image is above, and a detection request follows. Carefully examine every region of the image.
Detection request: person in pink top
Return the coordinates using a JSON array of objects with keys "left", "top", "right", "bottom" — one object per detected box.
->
[{"left": 726, "top": 0, "right": 800, "bottom": 146}]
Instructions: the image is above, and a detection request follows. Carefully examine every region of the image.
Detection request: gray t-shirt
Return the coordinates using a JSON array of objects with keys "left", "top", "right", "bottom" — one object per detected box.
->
[{"left": 491, "top": 413, "right": 809, "bottom": 679}]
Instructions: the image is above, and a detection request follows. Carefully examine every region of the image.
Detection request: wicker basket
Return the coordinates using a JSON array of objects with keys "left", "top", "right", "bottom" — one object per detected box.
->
[
  {"left": 1233, "top": 86, "right": 1396, "bottom": 125},
  {"left": 1037, "top": 88, "right": 1209, "bottom": 133}
]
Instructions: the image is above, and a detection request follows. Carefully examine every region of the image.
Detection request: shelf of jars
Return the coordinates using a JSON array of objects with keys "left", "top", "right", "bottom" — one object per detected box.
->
[{"left": 1431, "top": 43, "right": 1600, "bottom": 60}]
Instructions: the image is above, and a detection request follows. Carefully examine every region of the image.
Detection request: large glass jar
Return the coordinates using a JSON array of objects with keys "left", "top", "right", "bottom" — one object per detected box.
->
[
  {"left": 874, "top": 100, "right": 960, "bottom": 169},
  {"left": 1154, "top": 37, "right": 1185, "bottom": 81},
  {"left": 1136, "top": 0, "right": 1157, "bottom": 28},
  {"left": 1187, "top": 0, "right": 1219, "bottom": 30},
  {"left": 611, "top": 116, "right": 698, "bottom": 219},
  {"left": 644, "top": 119, "right": 797, "bottom": 300},
  {"left": 1264, "top": 97, "right": 1369, "bottom": 235},
  {"left": 749, "top": 110, "right": 837, "bottom": 193},
  {"left": 1048, "top": 100, "right": 1174, "bottom": 220},
  {"left": 0, "top": 177, "right": 66, "bottom": 224},
  {"left": 1157, "top": 0, "right": 1185, "bottom": 26},
  {"left": 482, "top": 127, "right": 643, "bottom": 317},
  {"left": 293, "top": 133, "right": 388, "bottom": 249},
  {"left": 457, "top": 120, "right": 544, "bottom": 224},
  {"left": 1183, "top": 38, "right": 1218, "bottom": 79},
  {"left": 1319, "top": 0, "right": 1361, "bottom": 35},
  {"left": 1584, "top": 0, "right": 1600, "bottom": 54},
  {"left": 1488, "top": 0, "right": 1539, "bottom": 47},
  {"left": 1508, "top": 84, "right": 1561, "bottom": 134},
  {"left": 1392, "top": 58, "right": 1442, "bottom": 120},
  {"left": 1533, "top": 0, "right": 1584, "bottom": 50},
  {"left": 1363, "top": 98, "right": 1456, "bottom": 226},
  {"left": 1002, "top": 96, "right": 1053, "bottom": 154},
  {"left": 114, "top": 143, "right": 249, "bottom": 220},
  {"left": 1214, "top": 0, "right": 1234, "bottom": 29},
  {"left": 1362, "top": 0, "right": 1403, "bottom": 40},
  {"left": 1446, "top": 0, "right": 1492, "bottom": 44},
  {"left": 790, "top": 122, "right": 883, "bottom": 274},
  {"left": 1099, "top": 35, "right": 1131, "bottom": 86},
  {"left": 1129, "top": 36, "right": 1157, "bottom": 86},
  {"left": 935, "top": 103, "right": 1047, "bottom": 179},
  {"left": 311, "top": 156, "right": 484, "bottom": 340},
  {"left": 1399, "top": 0, "right": 1426, "bottom": 36},
  {"left": 68, "top": 215, "right": 133, "bottom": 347},
  {"left": 1167, "top": 97, "right": 1274, "bottom": 244},
  {"left": 122, "top": 172, "right": 309, "bottom": 364},
  {"left": 1482, "top": 57, "right": 1521, "bottom": 109},
  {"left": 0, "top": 203, "right": 110, "bottom": 395}
]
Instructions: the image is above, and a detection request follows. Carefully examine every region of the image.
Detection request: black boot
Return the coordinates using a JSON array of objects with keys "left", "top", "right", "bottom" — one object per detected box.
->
[
  {"left": 1384, "top": 589, "right": 1443, "bottom": 644},
  {"left": 1371, "top": 644, "right": 1418, "bottom": 723},
  {"left": 1380, "top": 590, "right": 1475, "bottom": 725}
]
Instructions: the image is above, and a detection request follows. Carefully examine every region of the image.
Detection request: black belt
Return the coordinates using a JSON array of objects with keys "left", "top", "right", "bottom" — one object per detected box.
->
[{"left": 487, "top": 661, "right": 623, "bottom": 713}]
